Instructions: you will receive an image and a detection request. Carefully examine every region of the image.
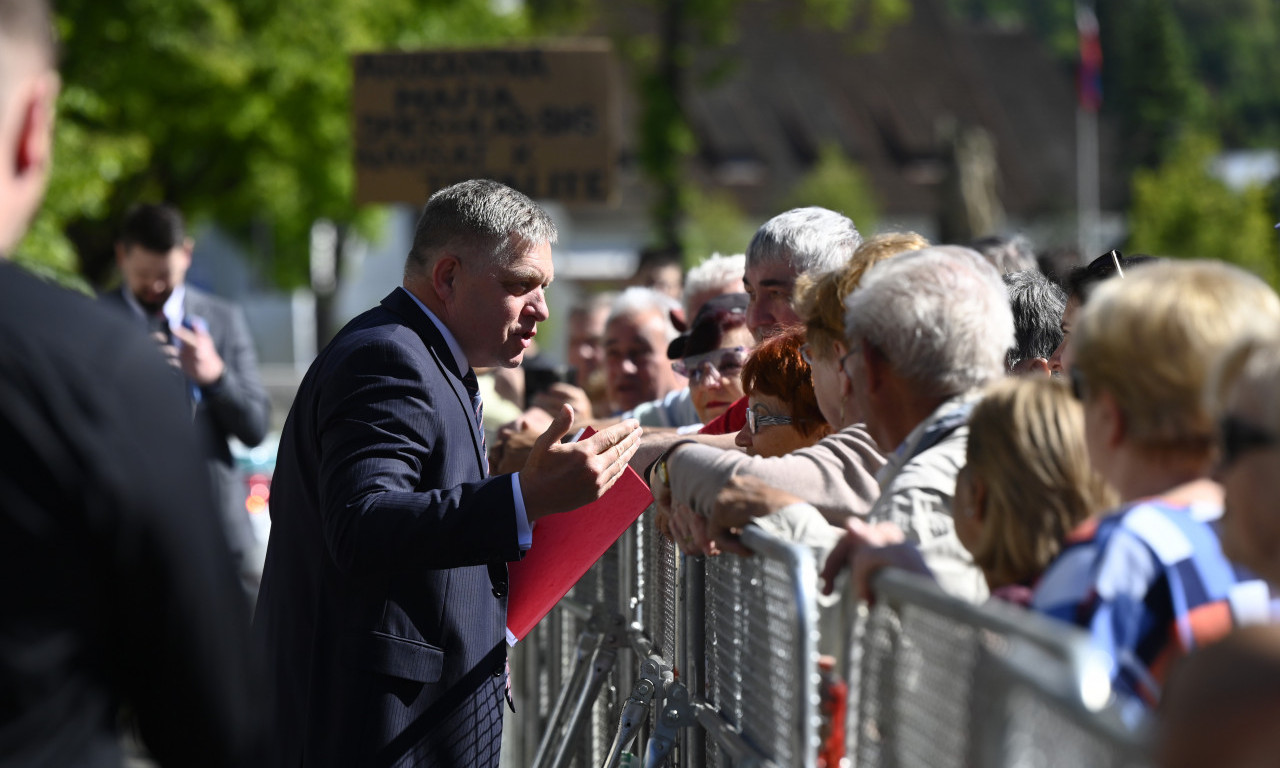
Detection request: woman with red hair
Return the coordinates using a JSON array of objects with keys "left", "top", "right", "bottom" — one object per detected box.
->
[{"left": 734, "top": 327, "right": 831, "bottom": 458}]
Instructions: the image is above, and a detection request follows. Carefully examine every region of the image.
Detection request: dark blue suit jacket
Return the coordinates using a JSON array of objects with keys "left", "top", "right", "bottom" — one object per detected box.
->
[{"left": 255, "top": 288, "right": 520, "bottom": 768}]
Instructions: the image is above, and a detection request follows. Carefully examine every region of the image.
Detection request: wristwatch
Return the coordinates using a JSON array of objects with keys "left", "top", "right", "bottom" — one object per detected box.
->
[{"left": 649, "top": 439, "right": 696, "bottom": 487}]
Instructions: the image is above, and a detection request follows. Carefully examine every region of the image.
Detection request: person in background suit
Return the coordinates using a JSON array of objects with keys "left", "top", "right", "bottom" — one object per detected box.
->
[
  {"left": 0, "top": 1, "right": 268, "bottom": 764},
  {"left": 254, "top": 179, "right": 642, "bottom": 768},
  {"left": 101, "top": 203, "right": 271, "bottom": 596}
]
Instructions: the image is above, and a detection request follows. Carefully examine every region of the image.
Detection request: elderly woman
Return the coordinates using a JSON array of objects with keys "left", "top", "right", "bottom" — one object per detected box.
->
[
  {"left": 734, "top": 327, "right": 832, "bottom": 457},
  {"left": 1030, "top": 260, "right": 1279, "bottom": 708},
  {"left": 668, "top": 293, "right": 753, "bottom": 426},
  {"left": 654, "top": 233, "right": 930, "bottom": 556}
]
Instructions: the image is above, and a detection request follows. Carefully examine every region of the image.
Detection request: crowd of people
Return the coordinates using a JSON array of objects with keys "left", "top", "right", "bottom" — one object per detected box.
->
[
  {"left": 484, "top": 208, "right": 1280, "bottom": 761},
  {"left": 7, "top": 0, "right": 1280, "bottom": 765}
]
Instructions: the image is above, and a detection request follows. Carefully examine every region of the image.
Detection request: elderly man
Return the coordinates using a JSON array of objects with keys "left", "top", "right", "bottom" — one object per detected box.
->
[
  {"left": 602, "top": 286, "right": 691, "bottom": 423},
  {"left": 743, "top": 206, "right": 860, "bottom": 339},
  {"left": 707, "top": 247, "right": 1013, "bottom": 603}
]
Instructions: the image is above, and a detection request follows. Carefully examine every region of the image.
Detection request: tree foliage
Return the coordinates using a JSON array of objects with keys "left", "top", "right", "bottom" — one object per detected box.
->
[
  {"left": 782, "top": 142, "right": 880, "bottom": 234},
  {"left": 682, "top": 187, "right": 757, "bottom": 264},
  {"left": 1128, "top": 133, "right": 1279, "bottom": 288},
  {"left": 584, "top": 0, "right": 909, "bottom": 257},
  {"left": 19, "top": 0, "right": 536, "bottom": 288},
  {"left": 16, "top": 0, "right": 915, "bottom": 287},
  {"left": 947, "top": 0, "right": 1280, "bottom": 169}
]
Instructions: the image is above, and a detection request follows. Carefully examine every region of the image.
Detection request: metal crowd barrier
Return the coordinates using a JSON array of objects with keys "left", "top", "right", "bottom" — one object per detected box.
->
[
  {"left": 850, "top": 569, "right": 1148, "bottom": 768},
  {"left": 975, "top": 650, "right": 1151, "bottom": 768},
  {"left": 507, "top": 517, "right": 1152, "bottom": 768},
  {"left": 507, "top": 513, "right": 818, "bottom": 768}
]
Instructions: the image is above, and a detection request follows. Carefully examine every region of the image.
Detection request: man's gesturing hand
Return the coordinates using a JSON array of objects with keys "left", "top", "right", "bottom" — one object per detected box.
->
[{"left": 519, "top": 405, "right": 643, "bottom": 521}]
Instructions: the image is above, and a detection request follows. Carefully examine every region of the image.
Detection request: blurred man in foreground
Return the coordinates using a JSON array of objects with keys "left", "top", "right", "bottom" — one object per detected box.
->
[{"left": 0, "top": 1, "right": 268, "bottom": 764}]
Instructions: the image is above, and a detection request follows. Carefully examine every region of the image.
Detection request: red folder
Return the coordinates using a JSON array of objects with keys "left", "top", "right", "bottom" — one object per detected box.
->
[{"left": 505, "top": 429, "right": 653, "bottom": 644}]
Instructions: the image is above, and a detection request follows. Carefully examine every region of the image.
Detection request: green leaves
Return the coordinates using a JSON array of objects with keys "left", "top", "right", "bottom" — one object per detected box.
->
[
  {"left": 1129, "top": 133, "right": 1280, "bottom": 288},
  {"left": 19, "top": 0, "right": 537, "bottom": 288}
]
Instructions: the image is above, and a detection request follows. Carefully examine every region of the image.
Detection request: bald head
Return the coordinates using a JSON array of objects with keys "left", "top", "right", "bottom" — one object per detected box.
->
[
  {"left": 0, "top": 0, "right": 55, "bottom": 85},
  {"left": 0, "top": 0, "right": 58, "bottom": 257}
]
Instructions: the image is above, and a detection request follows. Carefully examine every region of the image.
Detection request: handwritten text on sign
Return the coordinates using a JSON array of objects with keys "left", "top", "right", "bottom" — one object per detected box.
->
[{"left": 353, "top": 44, "right": 616, "bottom": 205}]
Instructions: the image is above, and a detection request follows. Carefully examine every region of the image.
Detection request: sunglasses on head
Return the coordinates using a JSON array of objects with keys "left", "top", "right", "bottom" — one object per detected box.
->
[
  {"left": 746, "top": 403, "right": 794, "bottom": 435},
  {"left": 1217, "top": 415, "right": 1280, "bottom": 468},
  {"left": 671, "top": 346, "right": 749, "bottom": 386}
]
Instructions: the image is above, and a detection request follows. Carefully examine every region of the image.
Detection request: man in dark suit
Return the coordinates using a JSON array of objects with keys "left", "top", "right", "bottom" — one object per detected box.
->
[
  {"left": 0, "top": 1, "right": 268, "bottom": 764},
  {"left": 101, "top": 203, "right": 271, "bottom": 594},
  {"left": 255, "top": 179, "right": 642, "bottom": 767}
]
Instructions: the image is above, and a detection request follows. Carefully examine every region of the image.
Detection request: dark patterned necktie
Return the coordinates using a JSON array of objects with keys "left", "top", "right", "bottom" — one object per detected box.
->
[{"left": 462, "top": 370, "right": 488, "bottom": 475}]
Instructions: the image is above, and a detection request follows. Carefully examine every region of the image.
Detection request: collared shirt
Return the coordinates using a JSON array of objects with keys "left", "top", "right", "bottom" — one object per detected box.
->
[
  {"left": 121, "top": 283, "right": 187, "bottom": 331},
  {"left": 867, "top": 391, "right": 987, "bottom": 603},
  {"left": 398, "top": 287, "right": 532, "bottom": 550},
  {"left": 120, "top": 284, "right": 204, "bottom": 404}
]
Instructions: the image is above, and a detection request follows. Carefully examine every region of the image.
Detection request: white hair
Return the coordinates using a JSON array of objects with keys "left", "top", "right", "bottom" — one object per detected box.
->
[
  {"left": 843, "top": 245, "right": 1014, "bottom": 398},
  {"left": 746, "top": 207, "right": 861, "bottom": 275},
  {"left": 608, "top": 286, "right": 682, "bottom": 343},
  {"left": 683, "top": 253, "right": 745, "bottom": 315}
]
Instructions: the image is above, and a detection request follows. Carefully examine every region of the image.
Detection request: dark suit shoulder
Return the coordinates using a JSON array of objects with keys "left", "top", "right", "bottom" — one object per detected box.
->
[{"left": 2, "top": 264, "right": 153, "bottom": 379}]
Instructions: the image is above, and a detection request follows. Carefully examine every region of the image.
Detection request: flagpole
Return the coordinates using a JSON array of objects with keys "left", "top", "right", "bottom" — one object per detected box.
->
[
  {"left": 1076, "top": 2, "right": 1102, "bottom": 260},
  {"left": 1077, "top": 105, "right": 1099, "bottom": 259}
]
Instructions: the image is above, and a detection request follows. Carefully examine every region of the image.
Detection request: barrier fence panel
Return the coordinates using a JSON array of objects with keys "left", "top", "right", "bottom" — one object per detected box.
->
[
  {"left": 974, "top": 651, "right": 1151, "bottom": 768},
  {"left": 512, "top": 513, "right": 1153, "bottom": 768},
  {"left": 852, "top": 569, "right": 1120, "bottom": 768},
  {"left": 696, "top": 525, "right": 821, "bottom": 768}
]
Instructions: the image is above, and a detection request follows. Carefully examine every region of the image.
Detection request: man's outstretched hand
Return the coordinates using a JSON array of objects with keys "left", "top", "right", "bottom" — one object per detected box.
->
[{"left": 519, "top": 405, "right": 643, "bottom": 521}]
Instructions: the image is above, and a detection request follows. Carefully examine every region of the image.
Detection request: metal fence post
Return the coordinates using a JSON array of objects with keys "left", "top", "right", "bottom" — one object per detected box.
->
[{"left": 681, "top": 554, "right": 707, "bottom": 768}]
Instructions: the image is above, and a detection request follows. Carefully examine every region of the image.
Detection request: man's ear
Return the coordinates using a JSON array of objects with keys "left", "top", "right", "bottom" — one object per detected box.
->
[
  {"left": 861, "top": 341, "right": 888, "bottom": 396},
  {"left": 1021, "top": 357, "right": 1052, "bottom": 378},
  {"left": 431, "top": 254, "right": 461, "bottom": 303},
  {"left": 14, "top": 71, "right": 59, "bottom": 180}
]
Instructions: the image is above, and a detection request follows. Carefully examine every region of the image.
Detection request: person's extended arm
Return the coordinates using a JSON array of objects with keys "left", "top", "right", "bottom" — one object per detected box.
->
[{"left": 666, "top": 424, "right": 886, "bottom": 525}]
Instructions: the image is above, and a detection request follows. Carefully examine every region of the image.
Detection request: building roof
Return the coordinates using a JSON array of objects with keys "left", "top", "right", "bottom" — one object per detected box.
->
[{"left": 608, "top": 0, "right": 1125, "bottom": 220}]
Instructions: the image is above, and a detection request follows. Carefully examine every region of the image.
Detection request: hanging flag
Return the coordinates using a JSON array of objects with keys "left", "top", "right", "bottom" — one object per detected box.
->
[{"left": 1076, "top": 4, "right": 1103, "bottom": 112}]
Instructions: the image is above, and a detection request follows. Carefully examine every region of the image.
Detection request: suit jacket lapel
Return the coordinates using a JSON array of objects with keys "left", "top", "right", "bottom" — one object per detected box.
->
[{"left": 380, "top": 289, "right": 487, "bottom": 477}]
